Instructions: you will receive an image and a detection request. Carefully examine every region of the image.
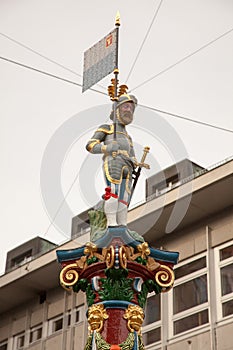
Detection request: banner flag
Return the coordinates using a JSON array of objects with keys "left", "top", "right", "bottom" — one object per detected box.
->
[{"left": 82, "top": 28, "right": 117, "bottom": 92}]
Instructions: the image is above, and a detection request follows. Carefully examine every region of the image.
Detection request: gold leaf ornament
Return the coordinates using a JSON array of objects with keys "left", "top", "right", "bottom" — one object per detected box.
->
[
  {"left": 106, "top": 246, "right": 115, "bottom": 269},
  {"left": 119, "top": 246, "right": 127, "bottom": 269},
  {"left": 84, "top": 242, "right": 98, "bottom": 257},
  {"left": 124, "top": 305, "right": 144, "bottom": 333},
  {"left": 88, "top": 304, "right": 109, "bottom": 333},
  {"left": 155, "top": 264, "right": 175, "bottom": 289},
  {"left": 60, "top": 263, "right": 79, "bottom": 288},
  {"left": 137, "top": 242, "right": 150, "bottom": 259}
]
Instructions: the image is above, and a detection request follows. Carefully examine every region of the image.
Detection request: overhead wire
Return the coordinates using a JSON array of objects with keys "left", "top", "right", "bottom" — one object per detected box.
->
[
  {"left": 1, "top": 17, "right": 232, "bottom": 241},
  {"left": 0, "top": 31, "right": 106, "bottom": 91},
  {"left": 0, "top": 32, "right": 83, "bottom": 78},
  {"left": 139, "top": 103, "right": 233, "bottom": 134},
  {"left": 125, "top": 0, "right": 163, "bottom": 84},
  {"left": 43, "top": 101, "right": 232, "bottom": 238},
  {"left": 1, "top": 54, "right": 232, "bottom": 134},
  {"left": 1, "top": 55, "right": 232, "bottom": 134},
  {"left": 2, "top": 43, "right": 231, "bottom": 239},
  {"left": 130, "top": 27, "right": 233, "bottom": 92},
  {"left": 0, "top": 55, "right": 107, "bottom": 96}
]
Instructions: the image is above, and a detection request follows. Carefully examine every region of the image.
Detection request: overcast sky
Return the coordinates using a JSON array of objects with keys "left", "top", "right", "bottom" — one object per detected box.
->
[{"left": 0, "top": 0, "right": 233, "bottom": 274}]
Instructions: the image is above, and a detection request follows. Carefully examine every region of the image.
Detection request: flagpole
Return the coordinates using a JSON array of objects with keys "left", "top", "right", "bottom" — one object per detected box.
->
[{"left": 113, "top": 11, "right": 120, "bottom": 141}]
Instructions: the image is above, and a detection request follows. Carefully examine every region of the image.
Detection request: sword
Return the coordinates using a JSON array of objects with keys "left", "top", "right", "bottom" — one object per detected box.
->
[{"left": 128, "top": 146, "right": 150, "bottom": 206}]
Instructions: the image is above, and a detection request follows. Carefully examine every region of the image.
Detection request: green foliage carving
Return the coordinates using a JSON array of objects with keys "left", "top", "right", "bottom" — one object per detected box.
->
[
  {"left": 87, "top": 256, "right": 98, "bottom": 265},
  {"left": 88, "top": 207, "right": 107, "bottom": 242},
  {"left": 84, "top": 331, "right": 145, "bottom": 350},
  {"left": 99, "top": 269, "right": 134, "bottom": 302},
  {"left": 105, "top": 267, "right": 128, "bottom": 280},
  {"left": 138, "top": 279, "right": 163, "bottom": 307},
  {"left": 72, "top": 279, "right": 95, "bottom": 306},
  {"left": 135, "top": 256, "right": 147, "bottom": 265},
  {"left": 138, "top": 283, "right": 149, "bottom": 308},
  {"left": 86, "top": 283, "right": 96, "bottom": 306},
  {"left": 153, "top": 281, "right": 163, "bottom": 295},
  {"left": 119, "top": 331, "right": 135, "bottom": 349},
  {"left": 138, "top": 335, "right": 145, "bottom": 350},
  {"left": 73, "top": 278, "right": 88, "bottom": 293},
  {"left": 84, "top": 334, "right": 93, "bottom": 350}
]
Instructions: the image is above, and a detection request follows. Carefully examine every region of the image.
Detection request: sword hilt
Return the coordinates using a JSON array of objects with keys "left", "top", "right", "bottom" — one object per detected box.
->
[
  {"left": 137, "top": 146, "right": 150, "bottom": 169},
  {"left": 140, "top": 146, "right": 150, "bottom": 163}
]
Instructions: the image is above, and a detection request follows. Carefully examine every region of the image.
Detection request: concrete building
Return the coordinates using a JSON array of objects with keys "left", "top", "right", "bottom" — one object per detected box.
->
[
  {"left": 0, "top": 157, "right": 233, "bottom": 350},
  {"left": 5, "top": 237, "right": 57, "bottom": 274}
]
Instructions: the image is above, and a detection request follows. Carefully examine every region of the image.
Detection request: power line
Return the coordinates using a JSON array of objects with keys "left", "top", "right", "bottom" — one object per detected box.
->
[
  {"left": 1, "top": 55, "right": 232, "bottom": 134},
  {"left": 0, "top": 32, "right": 106, "bottom": 91},
  {"left": 125, "top": 0, "right": 163, "bottom": 83},
  {"left": 1, "top": 57, "right": 231, "bottom": 239},
  {"left": 0, "top": 32, "right": 83, "bottom": 78},
  {"left": 139, "top": 103, "right": 233, "bottom": 134},
  {"left": 0, "top": 55, "right": 107, "bottom": 96},
  {"left": 130, "top": 27, "right": 233, "bottom": 92}
]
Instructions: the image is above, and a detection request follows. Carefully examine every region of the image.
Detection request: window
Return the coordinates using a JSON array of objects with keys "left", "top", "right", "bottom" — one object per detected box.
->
[
  {"left": 77, "top": 221, "right": 90, "bottom": 235},
  {"left": 29, "top": 324, "right": 42, "bottom": 343},
  {"left": 144, "top": 293, "right": 161, "bottom": 325},
  {"left": 14, "top": 333, "right": 25, "bottom": 350},
  {"left": 215, "top": 241, "right": 233, "bottom": 320},
  {"left": 142, "top": 328, "right": 161, "bottom": 347},
  {"left": 11, "top": 250, "right": 32, "bottom": 268},
  {"left": 169, "top": 254, "right": 209, "bottom": 336},
  {"left": 152, "top": 174, "right": 180, "bottom": 197},
  {"left": 142, "top": 293, "right": 161, "bottom": 347},
  {"left": 67, "top": 313, "right": 71, "bottom": 327},
  {"left": 48, "top": 314, "right": 63, "bottom": 335},
  {"left": 0, "top": 341, "right": 7, "bottom": 350},
  {"left": 66, "top": 304, "right": 84, "bottom": 328},
  {"left": 75, "top": 304, "right": 84, "bottom": 324}
]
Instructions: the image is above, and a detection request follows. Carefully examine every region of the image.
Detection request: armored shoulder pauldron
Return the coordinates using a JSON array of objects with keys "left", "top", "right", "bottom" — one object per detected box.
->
[{"left": 96, "top": 124, "right": 114, "bottom": 134}]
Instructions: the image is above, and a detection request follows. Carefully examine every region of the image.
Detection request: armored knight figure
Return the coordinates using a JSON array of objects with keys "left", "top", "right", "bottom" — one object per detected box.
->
[{"left": 86, "top": 94, "right": 149, "bottom": 229}]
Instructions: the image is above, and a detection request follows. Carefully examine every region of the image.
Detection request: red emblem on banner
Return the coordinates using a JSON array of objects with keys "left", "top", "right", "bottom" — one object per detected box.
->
[{"left": 106, "top": 34, "right": 113, "bottom": 47}]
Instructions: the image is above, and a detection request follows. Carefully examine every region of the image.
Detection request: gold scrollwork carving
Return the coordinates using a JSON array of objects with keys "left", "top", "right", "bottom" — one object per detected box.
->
[
  {"left": 84, "top": 243, "right": 110, "bottom": 263},
  {"left": 123, "top": 242, "right": 151, "bottom": 263},
  {"left": 60, "top": 263, "right": 79, "bottom": 289},
  {"left": 87, "top": 304, "right": 109, "bottom": 333},
  {"left": 146, "top": 256, "right": 160, "bottom": 271},
  {"left": 84, "top": 242, "right": 98, "bottom": 257},
  {"left": 124, "top": 305, "right": 144, "bottom": 333},
  {"left": 106, "top": 246, "right": 115, "bottom": 269},
  {"left": 137, "top": 242, "right": 150, "bottom": 259},
  {"left": 155, "top": 264, "right": 175, "bottom": 289},
  {"left": 75, "top": 255, "right": 87, "bottom": 270},
  {"left": 119, "top": 246, "right": 127, "bottom": 269}
]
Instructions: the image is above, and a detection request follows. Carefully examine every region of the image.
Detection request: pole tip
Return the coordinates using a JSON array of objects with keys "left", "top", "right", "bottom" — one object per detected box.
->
[{"left": 115, "top": 11, "right": 120, "bottom": 26}]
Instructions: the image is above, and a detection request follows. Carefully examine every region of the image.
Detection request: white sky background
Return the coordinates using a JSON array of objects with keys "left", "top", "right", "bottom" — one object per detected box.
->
[{"left": 0, "top": 0, "right": 233, "bottom": 274}]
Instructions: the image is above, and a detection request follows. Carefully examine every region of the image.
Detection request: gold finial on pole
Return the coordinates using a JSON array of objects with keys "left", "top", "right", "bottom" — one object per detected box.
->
[{"left": 115, "top": 11, "right": 120, "bottom": 26}]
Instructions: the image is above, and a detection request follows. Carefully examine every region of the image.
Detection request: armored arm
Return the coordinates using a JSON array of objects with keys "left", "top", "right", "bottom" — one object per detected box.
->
[
  {"left": 86, "top": 124, "right": 119, "bottom": 156},
  {"left": 86, "top": 124, "right": 110, "bottom": 154}
]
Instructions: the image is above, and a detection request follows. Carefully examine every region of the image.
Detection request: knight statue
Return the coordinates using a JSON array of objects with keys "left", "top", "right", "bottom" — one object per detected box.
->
[{"left": 86, "top": 94, "right": 149, "bottom": 241}]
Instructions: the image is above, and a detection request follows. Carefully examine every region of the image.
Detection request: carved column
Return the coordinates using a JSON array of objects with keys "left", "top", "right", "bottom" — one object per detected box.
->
[{"left": 57, "top": 227, "right": 178, "bottom": 349}]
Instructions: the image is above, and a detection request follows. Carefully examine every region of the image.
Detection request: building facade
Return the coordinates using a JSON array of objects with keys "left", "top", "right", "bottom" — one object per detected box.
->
[{"left": 0, "top": 158, "right": 233, "bottom": 350}]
